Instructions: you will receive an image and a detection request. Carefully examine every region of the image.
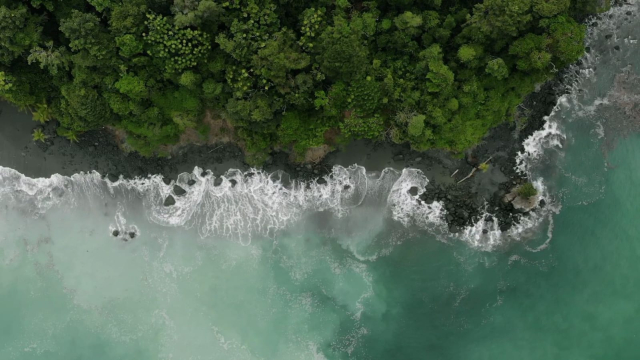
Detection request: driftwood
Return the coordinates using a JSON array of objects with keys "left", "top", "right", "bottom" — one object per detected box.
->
[
  {"left": 456, "top": 156, "right": 493, "bottom": 185},
  {"left": 450, "top": 169, "right": 459, "bottom": 178}
]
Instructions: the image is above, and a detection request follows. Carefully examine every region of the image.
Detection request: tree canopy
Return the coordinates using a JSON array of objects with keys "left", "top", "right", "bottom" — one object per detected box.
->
[{"left": 0, "top": 0, "right": 594, "bottom": 161}]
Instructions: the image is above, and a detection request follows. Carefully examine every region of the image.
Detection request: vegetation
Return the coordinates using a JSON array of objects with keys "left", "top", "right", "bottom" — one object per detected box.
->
[
  {"left": 518, "top": 182, "right": 539, "bottom": 198},
  {"left": 0, "top": 0, "right": 600, "bottom": 163},
  {"left": 32, "top": 128, "right": 46, "bottom": 142}
]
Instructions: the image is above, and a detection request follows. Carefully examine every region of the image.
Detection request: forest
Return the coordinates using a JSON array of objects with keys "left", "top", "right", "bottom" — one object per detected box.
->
[{"left": 0, "top": 0, "right": 599, "bottom": 163}]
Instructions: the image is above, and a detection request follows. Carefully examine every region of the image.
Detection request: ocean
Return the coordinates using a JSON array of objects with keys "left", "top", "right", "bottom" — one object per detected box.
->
[{"left": 1, "top": 3, "right": 640, "bottom": 359}]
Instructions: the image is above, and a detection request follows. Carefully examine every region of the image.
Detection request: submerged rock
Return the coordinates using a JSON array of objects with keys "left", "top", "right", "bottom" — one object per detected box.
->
[
  {"left": 112, "top": 230, "right": 120, "bottom": 237},
  {"left": 187, "top": 179, "right": 196, "bottom": 186},
  {"left": 163, "top": 195, "right": 176, "bottom": 207}
]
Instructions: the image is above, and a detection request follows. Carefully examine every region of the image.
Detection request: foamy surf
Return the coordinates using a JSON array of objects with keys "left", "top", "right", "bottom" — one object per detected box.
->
[{"left": 0, "top": 165, "right": 447, "bottom": 245}]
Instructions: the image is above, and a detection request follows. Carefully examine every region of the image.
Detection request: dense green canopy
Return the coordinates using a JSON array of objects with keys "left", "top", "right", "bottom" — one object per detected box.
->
[{"left": 0, "top": 0, "right": 593, "bottom": 162}]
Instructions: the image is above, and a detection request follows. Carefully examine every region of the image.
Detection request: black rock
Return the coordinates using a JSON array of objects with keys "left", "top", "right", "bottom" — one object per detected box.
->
[
  {"left": 482, "top": 229, "right": 489, "bottom": 234},
  {"left": 317, "top": 177, "right": 327, "bottom": 185},
  {"left": 614, "top": 45, "right": 620, "bottom": 51},
  {"left": 163, "top": 195, "right": 176, "bottom": 207},
  {"left": 112, "top": 230, "right": 120, "bottom": 237},
  {"left": 162, "top": 177, "right": 172, "bottom": 185},
  {"left": 187, "top": 179, "right": 196, "bottom": 186},
  {"left": 229, "top": 179, "right": 237, "bottom": 187},
  {"left": 539, "top": 199, "right": 546, "bottom": 208},
  {"left": 129, "top": 232, "right": 136, "bottom": 239},
  {"left": 173, "top": 185, "right": 187, "bottom": 196},
  {"left": 213, "top": 177, "right": 223, "bottom": 186},
  {"left": 485, "top": 215, "right": 494, "bottom": 222},
  {"left": 408, "top": 187, "right": 419, "bottom": 196},
  {"left": 106, "top": 173, "right": 119, "bottom": 183}
]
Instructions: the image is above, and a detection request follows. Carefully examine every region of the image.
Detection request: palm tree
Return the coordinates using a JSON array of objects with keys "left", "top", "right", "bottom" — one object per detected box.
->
[
  {"left": 32, "top": 104, "right": 53, "bottom": 124},
  {"left": 32, "top": 128, "right": 47, "bottom": 142}
]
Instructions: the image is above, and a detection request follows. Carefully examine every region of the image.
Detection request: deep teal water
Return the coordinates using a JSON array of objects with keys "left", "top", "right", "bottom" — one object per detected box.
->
[{"left": 1, "top": 3, "right": 640, "bottom": 359}]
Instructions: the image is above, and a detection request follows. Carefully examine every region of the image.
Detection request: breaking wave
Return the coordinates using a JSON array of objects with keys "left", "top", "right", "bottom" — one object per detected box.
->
[{"left": 0, "top": 165, "right": 446, "bottom": 245}]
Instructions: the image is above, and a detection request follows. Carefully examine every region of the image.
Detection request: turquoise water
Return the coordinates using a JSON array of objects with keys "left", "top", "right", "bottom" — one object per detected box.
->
[{"left": 2, "top": 4, "right": 640, "bottom": 359}]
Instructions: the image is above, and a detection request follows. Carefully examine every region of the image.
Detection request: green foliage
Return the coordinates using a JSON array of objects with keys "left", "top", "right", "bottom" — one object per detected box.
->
[
  {"left": 0, "top": 5, "right": 42, "bottom": 65},
  {"left": 479, "top": 162, "right": 489, "bottom": 172},
  {"left": 486, "top": 58, "right": 509, "bottom": 80},
  {"left": 0, "top": 0, "right": 588, "bottom": 159},
  {"left": 340, "top": 114, "right": 386, "bottom": 140},
  {"left": 518, "top": 182, "right": 538, "bottom": 198},
  {"left": 115, "top": 74, "right": 147, "bottom": 100},
  {"left": 27, "top": 42, "right": 69, "bottom": 75},
  {"left": 116, "top": 35, "right": 143, "bottom": 58},
  {"left": 458, "top": 45, "right": 478, "bottom": 63},
  {"left": 394, "top": 11, "right": 423, "bottom": 30},
  {"left": 144, "top": 13, "right": 211, "bottom": 73},
  {"left": 32, "top": 128, "right": 47, "bottom": 142},
  {"left": 407, "top": 114, "right": 425, "bottom": 137},
  {"left": 0, "top": 71, "right": 13, "bottom": 92},
  {"left": 534, "top": 0, "right": 570, "bottom": 17},
  {"left": 57, "top": 128, "right": 80, "bottom": 143},
  {"left": 32, "top": 104, "right": 53, "bottom": 123},
  {"left": 179, "top": 71, "right": 201, "bottom": 89}
]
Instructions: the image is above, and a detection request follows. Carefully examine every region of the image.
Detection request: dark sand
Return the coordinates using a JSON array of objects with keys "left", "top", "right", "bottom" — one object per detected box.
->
[{"left": 0, "top": 78, "right": 563, "bottom": 231}]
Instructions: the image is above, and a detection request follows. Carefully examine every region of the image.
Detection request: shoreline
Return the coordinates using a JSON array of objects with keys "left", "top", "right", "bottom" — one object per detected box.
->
[{"left": 0, "top": 76, "right": 564, "bottom": 232}]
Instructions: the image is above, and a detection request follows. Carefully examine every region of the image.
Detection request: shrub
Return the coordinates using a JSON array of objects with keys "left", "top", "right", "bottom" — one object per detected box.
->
[{"left": 518, "top": 182, "right": 538, "bottom": 198}]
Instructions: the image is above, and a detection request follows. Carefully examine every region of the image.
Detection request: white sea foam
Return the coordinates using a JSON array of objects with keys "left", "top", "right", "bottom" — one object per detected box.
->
[{"left": 0, "top": 165, "right": 446, "bottom": 245}]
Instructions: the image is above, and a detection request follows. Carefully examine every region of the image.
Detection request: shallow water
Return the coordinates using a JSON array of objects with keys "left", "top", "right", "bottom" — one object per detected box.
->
[{"left": 2, "top": 3, "right": 640, "bottom": 359}]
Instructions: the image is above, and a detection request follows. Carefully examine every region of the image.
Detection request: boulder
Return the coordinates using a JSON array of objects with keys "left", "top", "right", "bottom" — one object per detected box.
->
[
  {"left": 163, "top": 195, "right": 176, "bottom": 207},
  {"left": 173, "top": 185, "right": 187, "bottom": 196}
]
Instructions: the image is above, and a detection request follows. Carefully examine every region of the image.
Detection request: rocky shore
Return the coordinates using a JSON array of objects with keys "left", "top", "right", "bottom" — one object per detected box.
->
[{"left": 0, "top": 74, "right": 565, "bottom": 233}]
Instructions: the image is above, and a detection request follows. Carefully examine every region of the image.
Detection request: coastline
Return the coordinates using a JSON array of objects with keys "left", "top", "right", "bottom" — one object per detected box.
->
[{"left": 0, "top": 76, "right": 564, "bottom": 232}]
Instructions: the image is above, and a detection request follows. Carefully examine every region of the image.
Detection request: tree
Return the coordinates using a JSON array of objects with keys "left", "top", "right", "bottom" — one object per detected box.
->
[
  {"left": 251, "top": 29, "right": 311, "bottom": 93},
  {"left": 542, "top": 15, "right": 586, "bottom": 66},
  {"left": 463, "top": 0, "right": 533, "bottom": 48},
  {"left": 171, "top": 0, "right": 221, "bottom": 28},
  {"left": 509, "top": 33, "right": 552, "bottom": 71},
  {"left": 485, "top": 58, "right": 509, "bottom": 79},
  {"left": 144, "top": 13, "right": 211, "bottom": 73},
  {"left": 32, "top": 128, "right": 47, "bottom": 142},
  {"left": 59, "top": 10, "right": 114, "bottom": 63},
  {"left": 316, "top": 16, "right": 370, "bottom": 81},
  {"left": 0, "top": 5, "right": 42, "bottom": 65},
  {"left": 533, "top": 0, "right": 570, "bottom": 17},
  {"left": 115, "top": 74, "right": 148, "bottom": 100}
]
